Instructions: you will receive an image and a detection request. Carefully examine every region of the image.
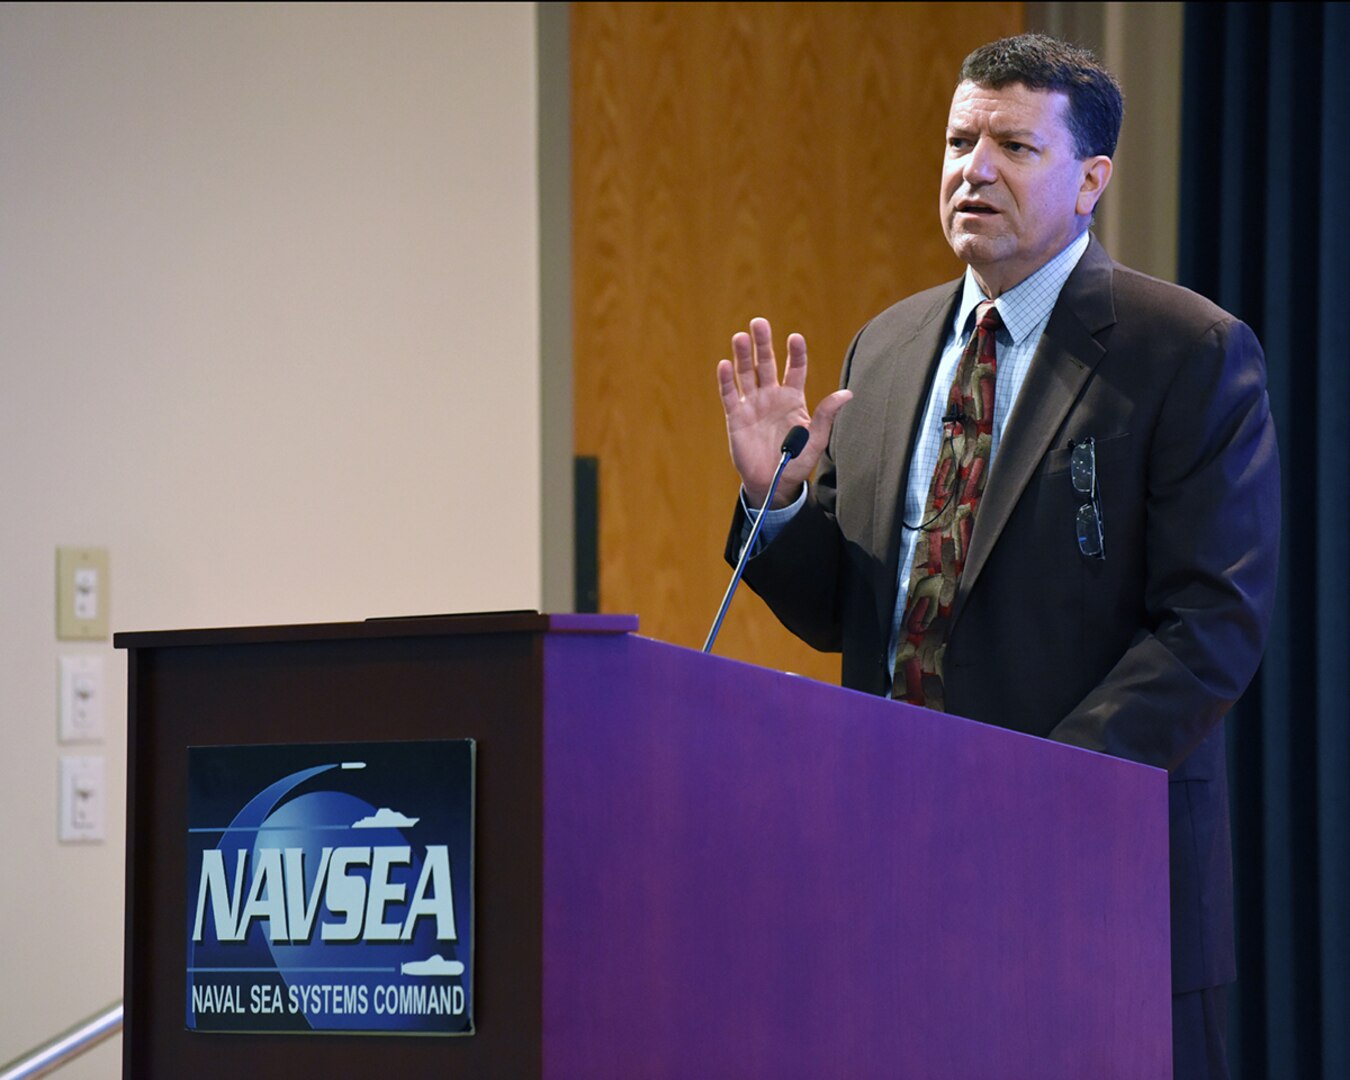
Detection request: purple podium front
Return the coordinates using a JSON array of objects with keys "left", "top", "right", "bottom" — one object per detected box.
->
[{"left": 117, "top": 613, "right": 1170, "bottom": 1078}]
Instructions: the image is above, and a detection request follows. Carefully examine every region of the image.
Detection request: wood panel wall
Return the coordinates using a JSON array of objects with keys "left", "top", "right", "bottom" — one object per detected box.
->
[{"left": 572, "top": 2, "right": 1023, "bottom": 681}]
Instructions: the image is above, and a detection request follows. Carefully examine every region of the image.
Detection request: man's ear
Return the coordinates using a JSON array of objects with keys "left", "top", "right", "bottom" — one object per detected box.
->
[{"left": 1077, "top": 156, "right": 1113, "bottom": 216}]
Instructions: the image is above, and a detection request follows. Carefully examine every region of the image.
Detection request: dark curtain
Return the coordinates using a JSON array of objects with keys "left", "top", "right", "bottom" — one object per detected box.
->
[{"left": 1179, "top": 3, "right": 1350, "bottom": 1078}]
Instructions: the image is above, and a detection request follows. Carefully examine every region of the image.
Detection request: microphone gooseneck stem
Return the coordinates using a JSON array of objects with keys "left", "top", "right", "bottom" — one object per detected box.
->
[{"left": 702, "top": 446, "right": 796, "bottom": 655}]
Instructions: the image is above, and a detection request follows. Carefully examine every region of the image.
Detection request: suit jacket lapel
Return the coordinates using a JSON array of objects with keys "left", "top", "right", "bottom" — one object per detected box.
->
[
  {"left": 860, "top": 283, "right": 961, "bottom": 637},
  {"left": 950, "top": 236, "right": 1118, "bottom": 631}
]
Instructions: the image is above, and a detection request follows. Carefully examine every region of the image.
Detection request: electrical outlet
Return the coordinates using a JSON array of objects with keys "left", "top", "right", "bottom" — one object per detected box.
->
[
  {"left": 57, "top": 547, "right": 110, "bottom": 640},
  {"left": 59, "top": 755, "right": 105, "bottom": 842},
  {"left": 59, "top": 655, "right": 105, "bottom": 743}
]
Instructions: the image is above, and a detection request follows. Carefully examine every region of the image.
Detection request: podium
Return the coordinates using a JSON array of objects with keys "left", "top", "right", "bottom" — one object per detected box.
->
[{"left": 117, "top": 613, "right": 1170, "bottom": 1078}]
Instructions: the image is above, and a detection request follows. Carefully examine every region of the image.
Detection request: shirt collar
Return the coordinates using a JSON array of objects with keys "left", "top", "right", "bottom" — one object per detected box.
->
[{"left": 952, "top": 229, "right": 1093, "bottom": 344}]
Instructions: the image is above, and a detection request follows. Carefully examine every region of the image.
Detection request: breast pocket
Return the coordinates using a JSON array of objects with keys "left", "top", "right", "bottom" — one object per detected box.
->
[{"left": 993, "top": 433, "right": 1134, "bottom": 590}]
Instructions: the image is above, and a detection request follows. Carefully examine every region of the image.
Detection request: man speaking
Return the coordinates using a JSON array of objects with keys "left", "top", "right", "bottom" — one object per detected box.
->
[{"left": 717, "top": 34, "right": 1279, "bottom": 1080}]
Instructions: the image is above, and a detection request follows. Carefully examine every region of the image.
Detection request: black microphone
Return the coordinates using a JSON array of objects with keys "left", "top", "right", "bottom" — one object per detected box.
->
[
  {"left": 942, "top": 409, "right": 967, "bottom": 426},
  {"left": 703, "top": 425, "right": 810, "bottom": 654},
  {"left": 780, "top": 424, "right": 809, "bottom": 459}
]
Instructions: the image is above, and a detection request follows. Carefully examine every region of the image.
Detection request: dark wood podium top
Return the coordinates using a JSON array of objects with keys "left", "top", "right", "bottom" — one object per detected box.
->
[{"left": 113, "top": 610, "right": 639, "bottom": 650}]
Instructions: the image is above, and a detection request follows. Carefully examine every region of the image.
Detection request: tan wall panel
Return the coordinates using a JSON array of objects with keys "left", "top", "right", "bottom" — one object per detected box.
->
[{"left": 574, "top": 2, "right": 1023, "bottom": 680}]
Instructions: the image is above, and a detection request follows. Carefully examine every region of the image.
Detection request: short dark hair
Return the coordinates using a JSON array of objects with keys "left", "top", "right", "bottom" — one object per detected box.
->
[{"left": 959, "top": 33, "right": 1124, "bottom": 159}]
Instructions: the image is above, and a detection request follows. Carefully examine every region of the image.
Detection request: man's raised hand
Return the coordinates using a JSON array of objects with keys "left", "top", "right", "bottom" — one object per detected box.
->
[{"left": 716, "top": 317, "right": 852, "bottom": 508}]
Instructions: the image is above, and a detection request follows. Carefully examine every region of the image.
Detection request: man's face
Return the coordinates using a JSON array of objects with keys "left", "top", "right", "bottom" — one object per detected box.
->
[{"left": 940, "top": 80, "right": 1111, "bottom": 297}]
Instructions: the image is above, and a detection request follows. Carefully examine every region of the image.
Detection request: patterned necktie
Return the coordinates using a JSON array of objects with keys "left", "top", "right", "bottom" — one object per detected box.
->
[{"left": 892, "top": 300, "right": 1001, "bottom": 710}]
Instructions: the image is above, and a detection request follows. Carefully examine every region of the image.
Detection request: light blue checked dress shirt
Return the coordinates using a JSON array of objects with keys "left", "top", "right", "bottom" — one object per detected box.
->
[{"left": 746, "top": 229, "right": 1091, "bottom": 678}]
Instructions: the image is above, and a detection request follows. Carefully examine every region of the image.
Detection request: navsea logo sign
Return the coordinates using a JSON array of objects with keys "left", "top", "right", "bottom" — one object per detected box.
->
[{"left": 186, "top": 740, "right": 474, "bottom": 1035}]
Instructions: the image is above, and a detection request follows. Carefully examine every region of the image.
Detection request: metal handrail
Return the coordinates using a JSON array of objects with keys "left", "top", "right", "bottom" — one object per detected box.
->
[{"left": 0, "top": 1002, "right": 122, "bottom": 1080}]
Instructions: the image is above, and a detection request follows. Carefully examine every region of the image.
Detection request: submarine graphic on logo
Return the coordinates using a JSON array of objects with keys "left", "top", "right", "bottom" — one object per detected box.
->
[{"left": 185, "top": 739, "right": 475, "bottom": 1035}]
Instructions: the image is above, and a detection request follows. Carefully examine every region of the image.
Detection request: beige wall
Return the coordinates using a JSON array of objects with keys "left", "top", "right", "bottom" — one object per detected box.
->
[
  {"left": 1027, "top": 1, "right": 1184, "bottom": 280},
  {"left": 0, "top": 3, "right": 540, "bottom": 1075}
]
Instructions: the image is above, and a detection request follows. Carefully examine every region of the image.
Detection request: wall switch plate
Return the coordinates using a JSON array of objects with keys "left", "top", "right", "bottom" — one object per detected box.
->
[
  {"left": 56, "top": 547, "right": 110, "bottom": 640},
  {"left": 59, "top": 655, "right": 105, "bottom": 743},
  {"left": 59, "top": 754, "right": 105, "bottom": 842}
]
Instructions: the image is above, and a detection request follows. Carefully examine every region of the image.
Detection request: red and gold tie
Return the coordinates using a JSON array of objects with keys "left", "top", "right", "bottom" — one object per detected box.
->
[{"left": 892, "top": 300, "right": 1001, "bottom": 710}]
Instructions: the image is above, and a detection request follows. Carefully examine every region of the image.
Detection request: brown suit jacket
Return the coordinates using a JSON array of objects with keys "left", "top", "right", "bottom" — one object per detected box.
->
[{"left": 730, "top": 236, "right": 1281, "bottom": 992}]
